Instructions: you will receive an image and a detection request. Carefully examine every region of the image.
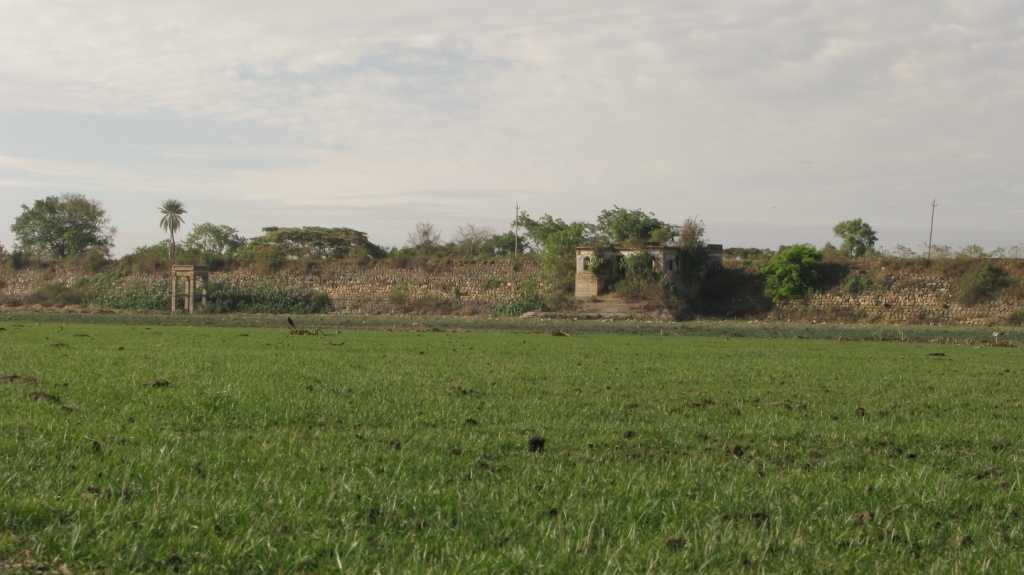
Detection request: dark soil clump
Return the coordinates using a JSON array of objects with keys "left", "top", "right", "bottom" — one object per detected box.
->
[{"left": 528, "top": 436, "right": 546, "bottom": 453}]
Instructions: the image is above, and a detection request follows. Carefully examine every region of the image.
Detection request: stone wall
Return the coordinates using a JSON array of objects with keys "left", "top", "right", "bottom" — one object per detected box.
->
[
  {"left": 3, "top": 259, "right": 1023, "bottom": 324},
  {"left": 773, "top": 264, "right": 1023, "bottom": 326},
  {"left": 0, "top": 260, "right": 541, "bottom": 312}
]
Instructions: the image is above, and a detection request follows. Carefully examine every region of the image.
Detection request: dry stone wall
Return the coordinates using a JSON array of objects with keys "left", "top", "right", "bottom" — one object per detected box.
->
[
  {"left": 3, "top": 259, "right": 1023, "bottom": 324},
  {"left": 0, "top": 261, "right": 540, "bottom": 312},
  {"left": 774, "top": 266, "right": 1023, "bottom": 325}
]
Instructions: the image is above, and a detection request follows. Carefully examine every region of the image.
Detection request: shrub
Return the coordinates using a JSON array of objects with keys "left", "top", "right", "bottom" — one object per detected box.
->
[
  {"left": 68, "top": 248, "right": 110, "bottom": 273},
  {"left": 26, "top": 283, "right": 91, "bottom": 306},
  {"left": 494, "top": 282, "right": 545, "bottom": 316},
  {"left": 1006, "top": 310, "right": 1024, "bottom": 326},
  {"left": 841, "top": 273, "right": 873, "bottom": 295},
  {"left": 691, "top": 266, "right": 772, "bottom": 317},
  {"left": 482, "top": 276, "right": 503, "bottom": 291},
  {"left": 235, "top": 244, "right": 286, "bottom": 273},
  {"left": 204, "top": 282, "right": 332, "bottom": 314},
  {"left": 92, "top": 282, "right": 169, "bottom": 311},
  {"left": 956, "top": 263, "right": 1013, "bottom": 306},
  {"left": 388, "top": 284, "right": 410, "bottom": 306},
  {"left": 761, "top": 245, "right": 823, "bottom": 303}
]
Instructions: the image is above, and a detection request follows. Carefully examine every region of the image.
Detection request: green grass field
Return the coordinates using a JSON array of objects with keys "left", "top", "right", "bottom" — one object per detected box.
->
[{"left": 2, "top": 319, "right": 1023, "bottom": 573}]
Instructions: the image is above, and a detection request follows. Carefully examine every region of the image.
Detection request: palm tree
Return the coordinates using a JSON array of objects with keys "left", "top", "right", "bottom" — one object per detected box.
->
[{"left": 159, "top": 199, "right": 187, "bottom": 265}]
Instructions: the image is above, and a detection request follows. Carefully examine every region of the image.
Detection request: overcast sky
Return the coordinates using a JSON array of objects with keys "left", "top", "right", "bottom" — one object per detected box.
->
[{"left": 1, "top": 0, "right": 1022, "bottom": 254}]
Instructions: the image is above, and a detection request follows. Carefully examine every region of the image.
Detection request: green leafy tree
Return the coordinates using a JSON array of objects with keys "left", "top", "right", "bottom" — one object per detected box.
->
[
  {"left": 159, "top": 199, "right": 187, "bottom": 265},
  {"left": 762, "top": 244, "right": 823, "bottom": 303},
  {"left": 184, "top": 223, "right": 247, "bottom": 257},
  {"left": 11, "top": 194, "right": 115, "bottom": 258},
  {"left": 595, "top": 206, "right": 674, "bottom": 245},
  {"left": 486, "top": 231, "right": 529, "bottom": 256},
  {"left": 832, "top": 219, "right": 878, "bottom": 258},
  {"left": 515, "top": 212, "right": 595, "bottom": 293},
  {"left": 251, "top": 227, "right": 384, "bottom": 259}
]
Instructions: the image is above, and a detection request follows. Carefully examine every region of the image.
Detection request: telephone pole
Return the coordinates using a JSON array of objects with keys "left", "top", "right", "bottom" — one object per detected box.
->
[
  {"left": 927, "top": 200, "right": 937, "bottom": 259},
  {"left": 513, "top": 203, "right": 520, "bottom": 259}
]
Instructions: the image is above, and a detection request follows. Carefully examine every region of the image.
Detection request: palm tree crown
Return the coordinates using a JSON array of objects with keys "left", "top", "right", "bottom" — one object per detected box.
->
[{"left": 159, "top": 199, "right": 187, "bottom": 264}]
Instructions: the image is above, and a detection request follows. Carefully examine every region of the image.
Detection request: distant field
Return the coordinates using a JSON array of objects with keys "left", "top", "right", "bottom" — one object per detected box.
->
[{"left": 2, "top": 321, "right": 1023, "bottom": 573}]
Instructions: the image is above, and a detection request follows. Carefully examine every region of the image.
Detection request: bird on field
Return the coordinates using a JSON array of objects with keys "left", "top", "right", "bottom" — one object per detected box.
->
[{"left": 288, "top": 317, "right": 297, "bottom": 330}]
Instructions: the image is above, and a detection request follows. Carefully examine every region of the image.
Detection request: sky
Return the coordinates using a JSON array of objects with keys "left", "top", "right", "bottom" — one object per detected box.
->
[{"left": 1, "top": 0, "right": 1022, "bottom": 254}]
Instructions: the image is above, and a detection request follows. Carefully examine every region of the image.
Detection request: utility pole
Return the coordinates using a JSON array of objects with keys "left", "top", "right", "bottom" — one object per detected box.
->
[
  {"left": 513, "top": 203, "right": 520, "bottom": 259},
  {"left": 927, "top": 199, "right": 937, "bottom": 259}
]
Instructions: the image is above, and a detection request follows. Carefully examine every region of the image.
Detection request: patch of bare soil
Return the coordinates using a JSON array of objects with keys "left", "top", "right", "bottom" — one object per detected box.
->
[
  {"left": 28, "top": 391, "right": 61, "bottom": 403},
  {"left": 0, "top": 374, "right": 40, "bottom": 386}
]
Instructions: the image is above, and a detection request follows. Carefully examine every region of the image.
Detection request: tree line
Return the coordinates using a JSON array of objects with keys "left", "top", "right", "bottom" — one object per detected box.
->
[{"left": 3, "top": 193, "right": 1019, "bottom": 281}]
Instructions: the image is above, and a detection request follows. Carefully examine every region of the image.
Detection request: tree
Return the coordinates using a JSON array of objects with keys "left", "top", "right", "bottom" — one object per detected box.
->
[
  {"left": 515, "top": 212, "right": 595, "bottom": 293},
  {"left": 406, "top": 222, "right": 442, "bottom": 251},
  {"left": 832, "top": 219, "right": 878, "bottom": 258},
  {"left": 455, "top": 224, "right": 495, "bottom": 256},
  {"left": 11, "top": 194, "right": 115, "bottom": 258},
  {"left": 959, "top": 244, "right": 988, "bottom": 259},
  {"left": 595, "top": 206, "right": 674, "bottom": 245},
  {"left": 249, "top": 227, "right": 384, "bottom": 259},
  {"left": 762, "top": 244, "right": 823, "bottom": 303},
  {"left": 486, "top": 231, "right": 529, "bottom": 256},
  {"left": 184, "top": 223, "right": 246, "bottom": 257},
  {"left": 159, "top": 199, "right": 187, "bottom": 265},
  {"left": 678, "top": 217, "right": 706, "bottom": 249}
]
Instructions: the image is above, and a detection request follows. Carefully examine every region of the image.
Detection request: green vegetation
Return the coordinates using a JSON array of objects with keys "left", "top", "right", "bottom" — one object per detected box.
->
[
  {"left": 11, "top": 194, "right": 115, "bottom": 259},
  {"left": 20, "top": 274, "right": 332, "bottom": 315},
  {"left": 832, "top": 219, "right": 878, "bottom": 259},
  {"left": 158, "top": 199, "right": 187, "bottom": 264},
  {"left": 841, "top": 272, "right": 874, "bottom": 295},
  {"left": 203, "top": 282, "right": 332, "bottom": 314},
  {"left": 613, "top": 253, "right": 663, "bottom": 301},
  {"left": 2, "top": 322, "right": 1024, "bottom": 572},
  {"left": 247, "top": 227, "right": 386, "bottom": 260},
  {"left": 956, "top": 262, "right": 1014, "bottom": 305},
  {"left": 761, "top": 245, "right": 823, "bottom": 303},
  {"left": 493, "top": 281, "right": 545, "bottom": 316},
  {"left": 594, "top": 205, "right": 675, "bottom": 245},
  {"left": 183, "top": 223, "right": 247, "bottom": 266},
  {"left": 515, "top": 212, "right": 595, "bottom": 294}
]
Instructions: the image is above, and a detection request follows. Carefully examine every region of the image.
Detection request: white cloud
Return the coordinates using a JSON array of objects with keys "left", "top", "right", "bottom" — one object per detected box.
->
[{"left": 1, "top": 0, "right": 1022, "bottom": 253}]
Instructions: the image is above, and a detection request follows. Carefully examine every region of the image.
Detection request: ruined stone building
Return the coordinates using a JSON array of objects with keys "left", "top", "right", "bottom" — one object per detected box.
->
[{"left": 574, "top": 244, "right": 723, "bottom": 299}]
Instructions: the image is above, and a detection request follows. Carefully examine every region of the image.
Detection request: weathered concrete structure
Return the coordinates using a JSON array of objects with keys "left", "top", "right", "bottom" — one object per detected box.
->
[
  {"left": 574, "top": 244, "right": 723, "bottom": 299},
  {"left": 171, "top": 265, "right": 208, "bottom": 314}
]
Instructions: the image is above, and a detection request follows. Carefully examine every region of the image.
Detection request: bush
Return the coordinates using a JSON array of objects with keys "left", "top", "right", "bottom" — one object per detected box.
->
[
  {"left": 956, "top": 263, "right": 1013, "bottom": 306},
  {"left": 1006, "top": 310, "right": 1024, "bottom": 326},
  {"left": 92, "top": 282, "right": 169, "bottom": 311},
  {"left": 235, "top": 244, "right": 286, "bottom": 273},
  {"left": 68, "top": 248, "right": 110, "bottom": 273},
  {"left": 761, "top": 245, "right": 822, "bottom": 303},
  {"left": 204, "top": 282, "right": 332, "bottom": 314},
  {"left": 692, "top": 266, "right": 772, "bottom": 317},
  {"left": 26, "top": 283, "right": 91, "bottom": 306},
  {"left": 388, "top": 284, "right": 410, "bottom": 306},
  {"left": 841, "top": 273, "right": 873, "bottom": 295},
  {"left": 494, "top": 282, "right": 545, "bottom": 316}
]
